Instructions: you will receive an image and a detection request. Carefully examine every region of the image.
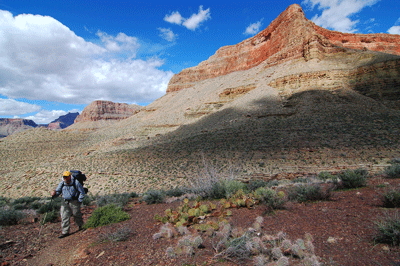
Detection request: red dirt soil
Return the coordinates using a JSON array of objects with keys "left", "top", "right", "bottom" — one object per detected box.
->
[{"left": 1, "top": 176, "right": 400, "bottom": 266}]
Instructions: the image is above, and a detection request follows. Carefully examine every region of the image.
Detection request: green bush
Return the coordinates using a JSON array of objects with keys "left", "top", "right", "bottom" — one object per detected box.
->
[
  {"left": 246, "top": 180, "right": 271, "bottom": 192},
  {"left": 223, "top": 180, "right": 247, "bottom": 198},
  {"left": 384, "top": 164, "right": 400, "bottom": 179},
  {"left": 142, "top": 189, "right": 166, "bottom": 204},
  {"left": 37, "top": 198, "right": 61, "bottom": 214},
  {"left": 165, "top": 187, "right": 187, "bottom": 197},
  {"left": 84, "top": 204, "right": 130, "bottom": 229},
  {"left": 13, "top": 196, "right": 40, "bottom": 205},
  {"left": 96, "top": 193, "right": 132, "bottom": 208},
  {"left": 382, "top": 189, "right": 400, "bottom": 208},
  {"left": 0, "top": 209, "right": 26, "bottom": 226},
  {"left": 317, "top": 171, "right": 335, "bottom": 181},
  {"left": 254, "top": 187, "right": 285, "bottom": 210},
  {"left": 287, "top": 184, "right": 332, "bottom": 203},
  {"left": 0, "top": 197, "right": 9, "bottom": 207},
  {"left": 374, "top": 211, "right": 400, "bottom": 245},
  {"left": 337, "top": 168, "right": 368, "bottom": 189},
  {"left": 41, "top": 210, "right": 59, "bottom": 224}
]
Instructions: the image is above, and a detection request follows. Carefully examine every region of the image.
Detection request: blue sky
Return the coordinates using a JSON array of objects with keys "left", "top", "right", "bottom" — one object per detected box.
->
[{"left": 0, "top": 0, "right": 399, "bottom": 124}]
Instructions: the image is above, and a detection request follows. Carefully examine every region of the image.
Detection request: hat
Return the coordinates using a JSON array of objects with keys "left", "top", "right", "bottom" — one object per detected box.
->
[{"left": 63, "top": 171, "right": 71, "bottom": 177}]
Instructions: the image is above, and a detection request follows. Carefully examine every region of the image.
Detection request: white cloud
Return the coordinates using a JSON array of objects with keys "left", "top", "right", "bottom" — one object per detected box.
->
[
  {"left": 164, "top": 11, "right": 184, "bottom": 25},
  {"left": 25, "top": 110, "right": 68, "bottom": 124},
  {"left": 182, "top": 6, "right": 211, "bottom": 31},
  {"left": 244, "top": 20, "right": 263, "bottom": 35},
  {"left": 0, "top": 10, "right": 174, "bottom": 113},
  {"left": 158, "top": 28, "right": 177, "bottom": 42},
  {"left": 164, "top": 6, "right": 211, "bottom": 31},
  {"left": 388, "top": 26, "right": 400, "bottom": 35},
  {"left": 302, "top": 0, "right": 380, "bottom": 33},
  {"left": 388, "top": 18, "right": 400, "bottom": 34},
  {"left": 0, "top": 99, "right": 41, "bottom": 116}
]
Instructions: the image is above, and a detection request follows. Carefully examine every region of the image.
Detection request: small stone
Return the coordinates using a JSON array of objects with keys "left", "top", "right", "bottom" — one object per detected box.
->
[
  {"left": 382, "top": 245, "right": 390, "bottom": 251},
  {"left": 327, "top": 237, "right": 336, "bottom": 244}
]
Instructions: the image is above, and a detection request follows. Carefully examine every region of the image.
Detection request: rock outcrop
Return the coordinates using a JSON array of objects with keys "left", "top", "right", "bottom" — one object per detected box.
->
[
  {"left": 74, "top": 100, "right": 141, "bottom": 123},
  {"left": 0, "top": 119, "right": 38, "bottom": 138},
  {"left": 47, "top": 112, "right": 79, "bottom": 130},
  {"left": 167, "top": 4, "right": 400, "bottom": 93}
]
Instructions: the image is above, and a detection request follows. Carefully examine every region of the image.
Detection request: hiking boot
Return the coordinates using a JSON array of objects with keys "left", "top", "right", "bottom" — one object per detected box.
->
[{"left": 58, "top": 233, "right": 69, "bottom": 239}]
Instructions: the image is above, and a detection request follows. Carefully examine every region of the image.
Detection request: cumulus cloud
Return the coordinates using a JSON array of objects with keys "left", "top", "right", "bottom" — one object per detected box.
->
[
  {"left": 0, "top": 10, "right": 174, "bottom": 113},
  {"left": 388, "top": 18, "right": 400, "bottom": 34},
  {"left": 164, "top": 11, "right": 184, "bottom": 25},
  {"left": 244, "top": 20, "right": 263, "bottom": 35},
  {"left": 25, "top": 109, "right": 71, "bottom": 124},
  {"left": 158, "top": 28, "right": 177, "bottom": 42},
  {"left": 388, "top": 26, "right": 400, "bottom": 35},
  {"left": 302, "top": 0, "right": 380, "bottom": 33},
  {"left": 0, "top": 99, "right": 41, "bottom": 116},
  {"left": 164, "top": 6, "right": 211, "bottom": 31}
]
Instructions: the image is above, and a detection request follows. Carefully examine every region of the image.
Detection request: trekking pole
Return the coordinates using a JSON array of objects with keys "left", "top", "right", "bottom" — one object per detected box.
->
[{"left": 38, "top": 197, "right": 53, "bottom": 238}]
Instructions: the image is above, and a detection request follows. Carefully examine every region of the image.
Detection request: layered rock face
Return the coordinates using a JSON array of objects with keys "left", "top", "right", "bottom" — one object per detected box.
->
[
  {"left": 74, "top": 100, "right": 141, "bottom": 123},
  {"left": 0, "top": 119, "right": 38, "bottom": 137},
  {"left": 48, "top": 112, "right": 79, "bottom": 129},
  {"left": 167, "top": 4, "right": 400, "bottom": 93}
]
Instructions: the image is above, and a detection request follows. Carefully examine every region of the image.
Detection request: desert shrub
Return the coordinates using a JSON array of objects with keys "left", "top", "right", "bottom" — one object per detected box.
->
[
  {"left": 317, "top": 171, "right": 335, "bottom": 181},
  {"left": 30, "top": 201, "right": 42, "bottom": 210},
  {"left": 382, "top": 189, "right": 400, "bottom": 208},
  {"left": 374, "top": 211, "right": 400, "bottom": 245},
  {"left": 41, "top": 210, "right": 59, "bottom": 224},
  {"left": 337, "top": 168, "right": 368, "bottom": 189},
  {"left": 287, "top": 184, "right": 332, "bottom": 203},
  {"left": 188, "top": 156, "right": 241, "bottom": 199},
  {"left": 0, "top": 209, "right": 26, "bottom": 226},
  {"left": 247, "top": 180, "right": 270, "bottom": 192},
  {"left": 13, "top": 196, "right": 41, "bottom": 205},
  {"left": 0, "top": 197, "right": 9, "bottom": 207},
  {"left": 384, "top": 164, "right": 400, "bottom": 179},
  {"left": 165, "top": 187, "right": 187, "bottom": 197},
  {"left": 254, "top": 187, "right": 285, "bottom": 210},
  {"left": 84, "top": 204, "right": 129, "bottom": 229},
  {"left": 96, "top": 193, "right": 132, "bottom": 208},
  {"left": 102, "top": 226, "right": 133, "bottom": 242},
  {"left": 223, "top": 180, "right": 247, "bottom": 198},
  {"left": 37, "top": 198, "right": 61, "bottom": 214},
  {"left": 142, "top": 189, "right": 166, "bottom": 204},
  {"left": 38, "top": 200, "right": 61, "bottom": 214}
]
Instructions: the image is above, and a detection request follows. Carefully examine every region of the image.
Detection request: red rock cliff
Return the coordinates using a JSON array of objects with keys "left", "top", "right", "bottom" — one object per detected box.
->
[
  {"left": 167, "top": 4, "right": 400, "bottom": 93},
  {"left": 74, "top": 100, "right": 141, "bottom": 123}
]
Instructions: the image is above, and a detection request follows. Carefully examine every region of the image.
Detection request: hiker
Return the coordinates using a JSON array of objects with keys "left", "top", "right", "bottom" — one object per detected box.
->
[{"left": 51, "top": 171, "right": 85, "bottom": 238}]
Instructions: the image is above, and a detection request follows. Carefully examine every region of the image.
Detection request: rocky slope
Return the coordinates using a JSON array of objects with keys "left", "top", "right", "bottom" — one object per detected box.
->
[
  {"left": 1, "top": 4, "right": 400, "bottom": 199},
  {"left": 0, "top": 118, "right": 38, "bottom": 138}
]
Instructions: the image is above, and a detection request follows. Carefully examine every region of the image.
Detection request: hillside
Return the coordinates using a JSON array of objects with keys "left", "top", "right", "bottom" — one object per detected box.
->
[{"left": 0, "top": 4, "right": 400, "bottom": 199}]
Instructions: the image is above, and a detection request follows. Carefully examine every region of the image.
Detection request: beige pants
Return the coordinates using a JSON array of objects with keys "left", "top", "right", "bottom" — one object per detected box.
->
[{"left": 60, "top": 199, "right": 83, "bottom": 234}]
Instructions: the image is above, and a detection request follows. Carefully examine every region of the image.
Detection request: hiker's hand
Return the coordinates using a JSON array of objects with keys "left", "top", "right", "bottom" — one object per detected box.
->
[{"left": 51, "top": 190, "right": 56, "bottom": 197}]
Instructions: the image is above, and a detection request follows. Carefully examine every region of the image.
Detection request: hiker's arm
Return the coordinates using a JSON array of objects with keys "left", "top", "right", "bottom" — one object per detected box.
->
[
  {"left": 52, "top": 181, "right": 63, "bottom": 198},
  {"left": 76, "top": 181, "right": 85, "bottom": 203}
]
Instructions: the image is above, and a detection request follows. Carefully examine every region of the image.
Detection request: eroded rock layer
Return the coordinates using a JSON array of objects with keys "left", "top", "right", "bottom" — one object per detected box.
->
[
  {"left": 74, "top": 100, "right": 141, "bottom": 123},
  {"left": 167, "top": 4, "right": 400, "bottom": 93}
]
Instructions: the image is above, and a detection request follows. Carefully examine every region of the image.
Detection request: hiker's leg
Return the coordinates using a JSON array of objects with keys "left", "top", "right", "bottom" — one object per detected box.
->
[
  {"left": 60, "top": 201, "right": 72, "bottom": 234},
  {"left": 70, "top": 200, "right": 83, "bottom": 228}
]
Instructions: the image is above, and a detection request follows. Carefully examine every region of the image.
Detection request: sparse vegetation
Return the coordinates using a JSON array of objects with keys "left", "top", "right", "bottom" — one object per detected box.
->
[
  {"left": 384, "top": 164, "right": 400, "bottom": 179},
  {"left": 0, "top": 208, "right": 26, "bottom": 226},
  {"left": 142, "top": 189, "right": 166, "bottom": 204},
  {"left": 287, "top": 184, "right": 332, "bottom": 203},
  {"left": 382, "top": 189, "right": 400, "bottom": 208},
  {"left": 374, "top": 211, "right": 400, "bottom": 246}
]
